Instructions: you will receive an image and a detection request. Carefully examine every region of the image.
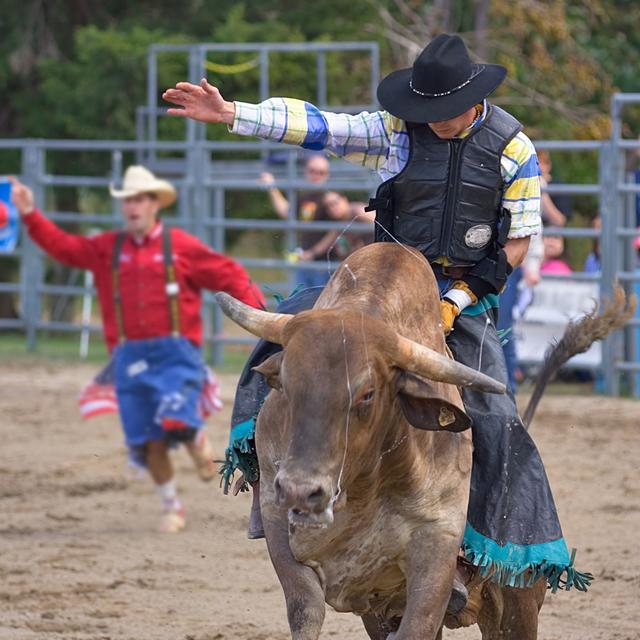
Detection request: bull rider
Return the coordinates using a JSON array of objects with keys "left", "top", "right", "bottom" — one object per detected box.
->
[{"left": 163, "top": 33, "right": 591, "bottom": 608}]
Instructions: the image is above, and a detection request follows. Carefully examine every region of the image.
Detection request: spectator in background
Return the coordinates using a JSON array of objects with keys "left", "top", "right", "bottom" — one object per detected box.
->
[
  {"left": 541, "top": 235, "right": 573, "bottom": 275},
  {"left": 260, "top": 154, "right": 334, "bottom": 287},
  {"left": 321, "top": 191, "right": 374, "bottom": 260},
  {"left": 497, "top": 231, "right": 543, "bottom": 392},
  {"left": 538, "top": 150, "right": 570, "bottom": 227},
  {"left": 584, "top": 216, "right": 601, "bottom": 274},
  {"left": 497, "top": 146, "right": 549, "bottom": 391}
]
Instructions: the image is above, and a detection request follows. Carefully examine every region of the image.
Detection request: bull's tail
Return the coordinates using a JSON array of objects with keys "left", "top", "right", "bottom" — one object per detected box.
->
[{"left": 522, "top": 286, "right": 637, "bottom": 428}]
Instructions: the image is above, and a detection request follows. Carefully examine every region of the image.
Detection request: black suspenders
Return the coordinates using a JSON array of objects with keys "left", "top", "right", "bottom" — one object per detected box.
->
[
  {"left": 162, "top": 227, "right": 181, "bottom": 338},
  {"left": 111, "top": 232, "right": 127, "bottom": 344},
  {"left": 111, "top": 227, "right": 180, "bottom": 343}
]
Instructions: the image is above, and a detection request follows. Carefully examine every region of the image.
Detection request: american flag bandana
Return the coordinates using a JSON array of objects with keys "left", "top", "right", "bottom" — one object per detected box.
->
[
  {"left": 78, "top": 380, "right": 120, "bottom": 419},
  {"left": 78, "top": 361, "right": 222, "bottom": 420},
  {"left": 199, "top": 366, "right": 224, "bottom": 417}
]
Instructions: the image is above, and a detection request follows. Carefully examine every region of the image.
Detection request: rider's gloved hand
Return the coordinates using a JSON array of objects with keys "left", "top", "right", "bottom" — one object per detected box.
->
[
  {"left": 439, "top": 299, "right": 460, "bottom": 335},
  {"left": 440, "top": 281, "right": 478, "bottom": 335}
]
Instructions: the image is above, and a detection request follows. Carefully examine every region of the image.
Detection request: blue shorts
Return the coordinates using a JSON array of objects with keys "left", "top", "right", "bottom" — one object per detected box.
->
[{"left": 113, "top": 336, "right": 206, "bottom": 447}]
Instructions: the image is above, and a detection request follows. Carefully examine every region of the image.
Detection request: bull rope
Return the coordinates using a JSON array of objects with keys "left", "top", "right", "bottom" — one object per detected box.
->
[
  {"left": 326, "top": 216, "right": 433, "bottom": 280},
  {"left": 360, "top": 312, "right": 373, "bottom": 385},
  {"left": 476, "top": 316, "right": 491, "bottom": 372},
  {"left": 332, "top": 319, "right": 353, "bottom": 507}
]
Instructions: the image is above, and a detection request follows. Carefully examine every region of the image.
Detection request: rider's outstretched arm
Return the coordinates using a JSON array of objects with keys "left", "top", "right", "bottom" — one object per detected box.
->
[{"left": 163, "top": 79, "right": 394, "bottom": 169}]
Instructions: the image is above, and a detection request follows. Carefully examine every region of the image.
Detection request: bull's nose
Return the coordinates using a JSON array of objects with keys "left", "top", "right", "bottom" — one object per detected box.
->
[{"left": 274, "top": 472, "right": 329, "bottom": 513}]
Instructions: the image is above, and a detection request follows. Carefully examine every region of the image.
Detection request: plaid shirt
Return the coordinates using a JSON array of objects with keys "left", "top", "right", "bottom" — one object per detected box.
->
[{"left": 232, "top": 98, "right": 541, "bottom": 239}]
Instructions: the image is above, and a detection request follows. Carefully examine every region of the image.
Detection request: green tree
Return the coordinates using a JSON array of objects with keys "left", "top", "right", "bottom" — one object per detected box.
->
[{"left": 14, "top": 26, "right": 189, "bottom": 140}]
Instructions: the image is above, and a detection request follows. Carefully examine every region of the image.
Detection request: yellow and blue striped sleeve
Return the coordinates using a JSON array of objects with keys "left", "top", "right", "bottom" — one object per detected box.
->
[
  {"left": 231, "top": 98, "right": 394, "bottom": 170},
  {"left": 501, "top": 132, "right": 542, "bottom": 239}
]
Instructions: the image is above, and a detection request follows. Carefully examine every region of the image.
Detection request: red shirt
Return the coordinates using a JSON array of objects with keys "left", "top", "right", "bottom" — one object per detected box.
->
[{"left": 24, "top": 210, "right": 265, "bottom": 352}]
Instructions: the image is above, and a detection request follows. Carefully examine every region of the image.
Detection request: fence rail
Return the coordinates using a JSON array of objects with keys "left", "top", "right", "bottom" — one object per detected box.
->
[{"left": 2, "top": 130, "right": 638, "bottom": 395}]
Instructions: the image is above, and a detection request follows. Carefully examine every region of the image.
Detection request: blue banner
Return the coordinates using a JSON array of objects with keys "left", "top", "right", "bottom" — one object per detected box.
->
[{"left": 0, "top": 180, "right": 19, "bottom": 253}]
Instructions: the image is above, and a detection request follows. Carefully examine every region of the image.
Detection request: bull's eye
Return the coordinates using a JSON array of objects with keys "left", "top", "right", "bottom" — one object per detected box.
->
[
  {"left": 355, "top": 389, "right": 375, "bottom": 418},
  {"left": 357, "top": 389, "right": 375, "bottom": 405}
]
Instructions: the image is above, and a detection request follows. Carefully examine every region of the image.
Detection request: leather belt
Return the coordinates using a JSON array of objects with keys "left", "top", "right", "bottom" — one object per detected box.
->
[{"left": 430, "top": 263, "right": 471, "bottom": 280}]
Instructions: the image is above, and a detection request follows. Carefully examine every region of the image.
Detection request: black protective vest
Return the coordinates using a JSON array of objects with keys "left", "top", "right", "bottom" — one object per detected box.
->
[{"left": 369, "top": 104, "right": 522, "bottom": 266}]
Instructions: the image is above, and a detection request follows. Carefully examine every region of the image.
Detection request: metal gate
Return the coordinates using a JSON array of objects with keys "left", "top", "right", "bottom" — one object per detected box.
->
[{"left": 0, "top": 42, "right": 638, "bottom": 397}]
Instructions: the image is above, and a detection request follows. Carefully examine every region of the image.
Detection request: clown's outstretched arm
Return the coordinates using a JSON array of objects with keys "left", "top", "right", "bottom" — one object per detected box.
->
[
  {"left": 9, "top": 176, "right": 98, "bottom": 270},
  {"left": 163, "top": 79, "right": 393, "bottom": 169}
]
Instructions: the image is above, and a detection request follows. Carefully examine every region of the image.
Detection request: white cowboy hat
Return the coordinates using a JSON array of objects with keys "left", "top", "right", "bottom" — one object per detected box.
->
[{"left": 109, "top": 165, "right": 177, "bottom": 209}]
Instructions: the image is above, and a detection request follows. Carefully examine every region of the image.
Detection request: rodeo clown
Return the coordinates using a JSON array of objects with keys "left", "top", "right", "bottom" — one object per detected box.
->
[
  {"left": 164, "top": 33, "right": 591, "bottom": 607},
  {"left": 10, "top": 167, "right": 265, "bottom": 533}
]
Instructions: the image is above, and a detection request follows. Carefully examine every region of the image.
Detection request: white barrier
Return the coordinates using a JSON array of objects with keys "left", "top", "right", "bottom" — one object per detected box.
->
[{"left": 515, "top": 279, "right": 601, "bottom": 368}]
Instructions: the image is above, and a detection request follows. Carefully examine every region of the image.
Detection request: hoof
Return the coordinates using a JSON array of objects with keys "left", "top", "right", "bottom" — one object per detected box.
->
[
  {"left": 446, "top": 576, "right": 468, "bottom": 615},
  {"left": 247, "top": 481, "right": 264, "bottom": 539}
]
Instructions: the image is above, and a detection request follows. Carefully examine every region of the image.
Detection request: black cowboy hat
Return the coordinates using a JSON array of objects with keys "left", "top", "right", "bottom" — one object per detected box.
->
[{"left": 377, "top": 33, "right": 507, "bottom": 123}]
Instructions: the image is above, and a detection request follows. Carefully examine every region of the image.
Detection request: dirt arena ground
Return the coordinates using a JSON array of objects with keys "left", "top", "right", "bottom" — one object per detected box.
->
[{"left": 1, "top": 359, "right": 639, "bottom": 640}]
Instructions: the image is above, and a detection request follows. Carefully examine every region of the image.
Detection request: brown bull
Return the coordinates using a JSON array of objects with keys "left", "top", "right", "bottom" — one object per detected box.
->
[{"left": 217, "top": 242, "right": 550, "bottom": 640}]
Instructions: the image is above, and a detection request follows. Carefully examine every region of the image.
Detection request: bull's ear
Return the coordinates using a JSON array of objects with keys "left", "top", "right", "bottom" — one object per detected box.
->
[
  {"left": 396, "top": 371, "right": 471, "bottom": 432},
  {"left": 252, "top": 352, "right": 284, "bottom": 390}
]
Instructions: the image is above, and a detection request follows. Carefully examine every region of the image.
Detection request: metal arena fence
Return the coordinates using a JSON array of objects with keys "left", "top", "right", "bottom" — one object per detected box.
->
[{"left": 0, "top": 42, "right": 639, "bottom": 397}]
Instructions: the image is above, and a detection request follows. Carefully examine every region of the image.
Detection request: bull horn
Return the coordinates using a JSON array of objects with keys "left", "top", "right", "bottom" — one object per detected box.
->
[
  {"left": 215, "top": 292, "right": 293, "bottom": 344},
  {"left": 394, "top": 334, "right": 506, "bottom": 394}
]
